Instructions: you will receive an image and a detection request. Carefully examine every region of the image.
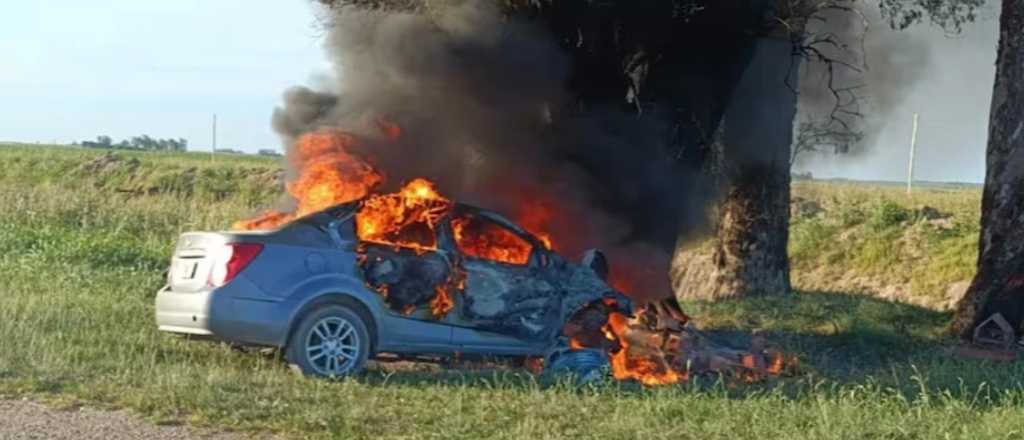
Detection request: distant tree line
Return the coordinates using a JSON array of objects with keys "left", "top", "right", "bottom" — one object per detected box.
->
[
  {"left": 81, "top": 135, "right": 188, "bottom": 152},
  {"left": 214, "top": 147, "right": 282, "bottom": 156},
  {"left": 258, "top": 149, "right": 282, "bottom": 157},
  {"left": 791, "top": 171, "right": 814, "bottom": 181}
]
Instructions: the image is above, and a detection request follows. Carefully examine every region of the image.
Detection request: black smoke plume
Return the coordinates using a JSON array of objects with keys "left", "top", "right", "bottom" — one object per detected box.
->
[{"left": 268, "top": 1, "right": 768, "bottom": 300}]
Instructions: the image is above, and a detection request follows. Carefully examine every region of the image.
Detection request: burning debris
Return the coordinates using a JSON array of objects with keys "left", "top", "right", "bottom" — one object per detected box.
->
[{"left": 562, "top": 298, "right": 794, "bottom": 386}]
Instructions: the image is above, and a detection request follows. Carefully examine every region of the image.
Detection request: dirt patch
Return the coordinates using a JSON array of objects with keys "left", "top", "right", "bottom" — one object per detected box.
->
[{"left": 0, "top": 399, "right": 267, "bottom": 440}]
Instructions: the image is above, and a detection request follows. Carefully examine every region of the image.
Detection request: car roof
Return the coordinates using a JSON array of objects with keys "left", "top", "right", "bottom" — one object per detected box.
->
[
  {"left": 452, "top": 203, "right": 531, "bottom": 238},
  {"left": 299, "top": 198, "right": 537, "bottom": 244}
]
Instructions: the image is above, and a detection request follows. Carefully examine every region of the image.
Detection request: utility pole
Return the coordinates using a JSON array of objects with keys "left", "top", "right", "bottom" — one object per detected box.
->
[
  {"left": 907, "top": 113, "right": 919, "bottom": 195},
  {"left": 211, "top": 114, "right": 217, "bottom": 163}
]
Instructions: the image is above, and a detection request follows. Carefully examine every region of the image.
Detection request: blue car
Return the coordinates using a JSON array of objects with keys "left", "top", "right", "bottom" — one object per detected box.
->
[{"left": 156, "top": 200, "right": 631, "bottom": 377}]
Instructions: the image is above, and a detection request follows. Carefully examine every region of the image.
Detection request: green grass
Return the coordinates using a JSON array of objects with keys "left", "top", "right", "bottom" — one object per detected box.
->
[
  {"left": 790, "top": 182, "right": 982, "bottom": 308},
  {"left": 1, "top": 145, "right": 1022, "bottom": 439}
]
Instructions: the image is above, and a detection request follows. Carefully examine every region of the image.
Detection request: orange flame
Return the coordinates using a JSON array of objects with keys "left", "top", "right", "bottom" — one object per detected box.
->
[
  {"left": 290, "top": 131, "right": 383, "bottom": 216},
  {"left": 452, "top": 214, "right": 533, "bottom": 265},
  {"left": 233, "top": 210, "right": 292, "bottom": 232},
  {"left": 234, "top": 130, "right": 383, "bottom": 231},
  {"left": 356, "top": 178, "right": 452, "bottom": 253},
  {"left": 431, "top": 286, "right": 455, "bottom": 318},
  {"left": 514, "top": 200, "right": 555, "bottom": 250}
]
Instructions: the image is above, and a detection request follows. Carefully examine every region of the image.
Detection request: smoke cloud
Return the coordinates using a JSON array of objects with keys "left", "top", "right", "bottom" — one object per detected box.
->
[
  {"left": 795, "top": 1, "right": 998, "bottom": 181},
  {"left": 270, "top": 2, "right": 705, "bottom": 300}
]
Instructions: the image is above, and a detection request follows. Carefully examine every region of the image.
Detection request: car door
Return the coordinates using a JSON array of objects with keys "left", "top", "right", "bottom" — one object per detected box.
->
[
  {"left": 444, "top": 210, "right": 561, "bottom": 342},
  {"left": 349, "top": 207, "right": 457, "bottom": 349}
]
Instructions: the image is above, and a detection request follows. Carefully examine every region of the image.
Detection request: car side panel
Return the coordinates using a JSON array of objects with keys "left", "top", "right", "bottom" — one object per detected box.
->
[
  {"left": 271, "top": 248, "right": 455, "bottom": 350},
  {"left": 450, "top": 326, "right": 550, "bottom": 355},
  {"left": 241, "top": 244, "right": 354, "bottom": 300},
  {"left": 215, "top": 280, "right": 290, "bottom": 346}
]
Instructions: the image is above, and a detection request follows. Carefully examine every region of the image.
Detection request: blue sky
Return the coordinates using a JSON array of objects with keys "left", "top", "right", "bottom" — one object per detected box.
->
[
  {"left": 1, "top": 0, "right": 324, "bottom": 152},
  {"left": 0, "top": 2, "right": 1000, "bottom": 182}
]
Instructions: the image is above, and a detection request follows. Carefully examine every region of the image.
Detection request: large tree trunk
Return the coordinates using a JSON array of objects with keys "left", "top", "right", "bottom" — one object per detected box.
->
[
  {"left": 952, "top": 0, "right": 1024, "bottom": 340},
  {"left": 673, "top": 37, "right": 796, "bottom": 301}
]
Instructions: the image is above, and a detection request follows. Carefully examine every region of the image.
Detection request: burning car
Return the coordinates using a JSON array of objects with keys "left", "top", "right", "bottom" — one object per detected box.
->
[
  {"left": 155, "top": 178, "right": 633, "bottom": 377},
  {"left": 156, "top": 130, "right": 790, "bottom": 384}
]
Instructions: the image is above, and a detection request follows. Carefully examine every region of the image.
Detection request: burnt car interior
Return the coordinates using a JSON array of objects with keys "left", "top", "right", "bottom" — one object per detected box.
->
[{"left": 355, "top": 203, "right": 574, "bottom": 342}]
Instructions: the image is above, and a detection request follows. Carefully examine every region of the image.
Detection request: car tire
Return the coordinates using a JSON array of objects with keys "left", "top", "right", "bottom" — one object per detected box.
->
[{"left": 286, "top": 304, "right": 371, "bottom": 378}]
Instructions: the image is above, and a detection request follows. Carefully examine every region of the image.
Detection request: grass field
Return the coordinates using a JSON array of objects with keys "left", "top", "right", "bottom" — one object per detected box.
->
[
  {"left": 789, "top": 180, "right": 981, "bottom": 310},
  {"left": 1, "top": 144, "right": 1022, "bottom": 439}
]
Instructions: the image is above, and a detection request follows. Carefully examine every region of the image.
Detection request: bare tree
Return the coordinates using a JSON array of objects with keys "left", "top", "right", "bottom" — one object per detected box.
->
[{"left": 791, "top": 117, "right": 864, "bottom": 165}]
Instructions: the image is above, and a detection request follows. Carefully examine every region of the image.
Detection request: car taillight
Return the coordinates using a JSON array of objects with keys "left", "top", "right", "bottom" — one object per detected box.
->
[{"left": 209, "top": 243, "right": 263, "bottom": 287}]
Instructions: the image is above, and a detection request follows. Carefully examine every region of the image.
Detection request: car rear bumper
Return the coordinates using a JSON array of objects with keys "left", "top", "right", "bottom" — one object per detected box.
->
[
  {"left": 155, "top": 285, "right": 223, "bottom": 336},
  {"left": 155, "top": 279, "right": 290, "bottom": 346}
]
